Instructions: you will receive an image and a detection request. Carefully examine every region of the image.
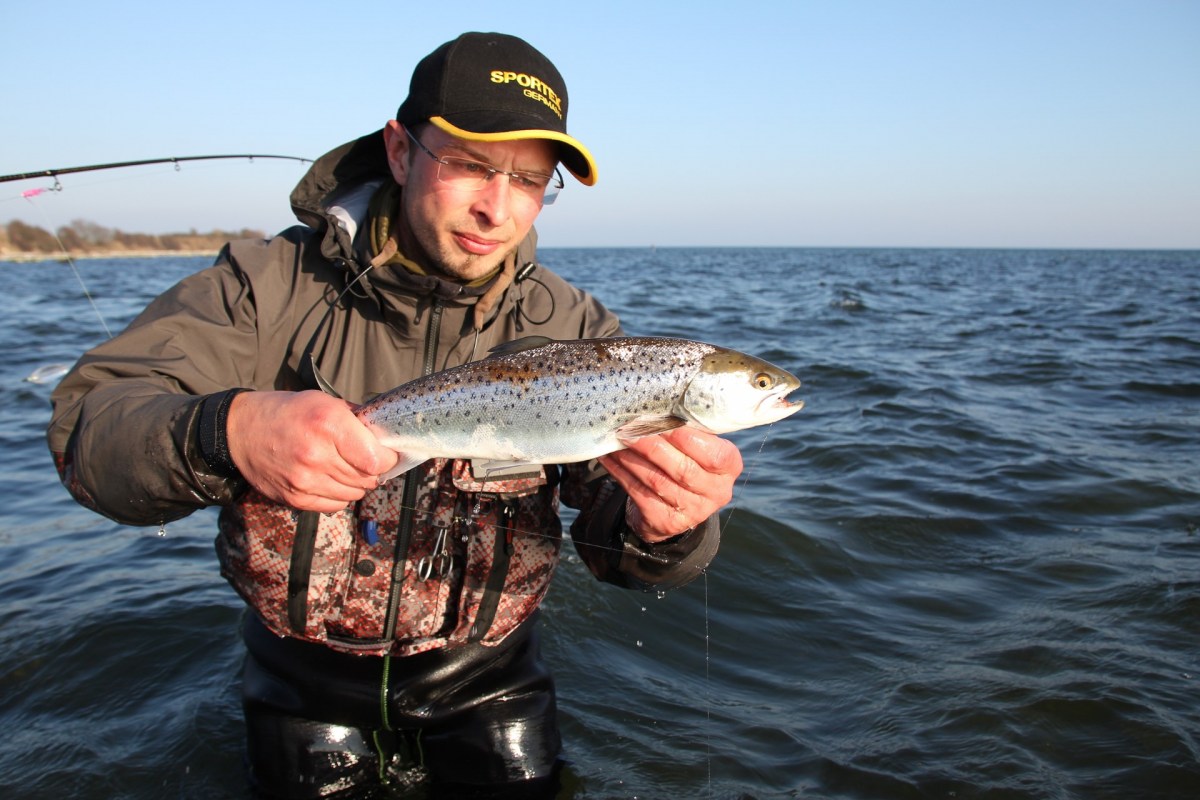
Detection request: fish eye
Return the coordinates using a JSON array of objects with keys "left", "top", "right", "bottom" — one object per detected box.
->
[{"left": 753, "top": 372, "right": 775, "bottom": 390}]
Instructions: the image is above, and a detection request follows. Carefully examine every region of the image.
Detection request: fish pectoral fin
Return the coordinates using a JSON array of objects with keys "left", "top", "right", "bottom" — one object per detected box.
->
[
  {"left": 488, "top": 335, "right": 557, "bottom": 356},
  {"left": 301, "top": 354, "right": 343, "bottom": 399},
  {"left": 614, "top": 415, "right": 688, "bottom": 441},
  {"left": 379, "top": 452, "right": 431, "bottom": 483}
]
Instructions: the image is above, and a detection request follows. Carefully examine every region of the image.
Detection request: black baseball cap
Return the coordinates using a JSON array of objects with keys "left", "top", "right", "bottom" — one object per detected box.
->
[{"left": 396, "top": 32, "right": 597, "bottom": 186}]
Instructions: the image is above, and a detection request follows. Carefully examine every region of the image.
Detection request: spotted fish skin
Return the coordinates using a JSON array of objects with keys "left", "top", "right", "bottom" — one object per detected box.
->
[{"left": 356, "top": 336, "right": 803, "bottom": 479}]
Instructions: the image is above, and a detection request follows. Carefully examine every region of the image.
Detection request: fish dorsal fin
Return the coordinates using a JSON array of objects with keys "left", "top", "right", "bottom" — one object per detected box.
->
[
  {"left": 614, "top": 415, "right": 688, "bottom": 442},
  {"left": 488, "top": 336, "right": 557, "bottom": 356}
]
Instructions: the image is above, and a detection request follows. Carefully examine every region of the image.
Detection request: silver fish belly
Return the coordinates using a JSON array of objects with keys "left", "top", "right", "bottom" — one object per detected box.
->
[{"left": 356, "top": 336, "right": 802, "bottom": 478}]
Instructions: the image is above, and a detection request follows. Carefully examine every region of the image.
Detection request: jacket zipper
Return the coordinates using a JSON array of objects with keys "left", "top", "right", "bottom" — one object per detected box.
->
[{"left": 381, "top": 299, "right": 443, "bottom": 641}]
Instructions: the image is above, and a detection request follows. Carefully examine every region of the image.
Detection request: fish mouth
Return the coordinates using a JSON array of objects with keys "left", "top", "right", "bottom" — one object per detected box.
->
[{"left": 760, "top": 385, "right": 804, "bottom": 418}]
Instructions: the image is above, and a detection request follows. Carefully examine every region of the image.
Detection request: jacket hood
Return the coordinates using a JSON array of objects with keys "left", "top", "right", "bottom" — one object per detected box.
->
[{"left": 290, "top": 130, "right": 390, "bottom": 265}]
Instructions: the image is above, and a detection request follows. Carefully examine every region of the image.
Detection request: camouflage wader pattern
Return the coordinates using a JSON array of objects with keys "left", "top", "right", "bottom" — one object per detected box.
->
[{"left": 217, "top": 457, "right": 565, "bottom": 656}]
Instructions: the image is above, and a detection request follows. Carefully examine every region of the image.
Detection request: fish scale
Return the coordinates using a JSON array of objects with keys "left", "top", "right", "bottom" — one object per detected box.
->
[{"left": 357, "top": 336, "right": 803, "bottom": 480}]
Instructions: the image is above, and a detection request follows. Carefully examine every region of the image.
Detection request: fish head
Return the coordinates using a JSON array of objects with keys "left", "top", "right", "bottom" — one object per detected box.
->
[{"left": 679, "top": 349, "right": 804, "bottom": 434}]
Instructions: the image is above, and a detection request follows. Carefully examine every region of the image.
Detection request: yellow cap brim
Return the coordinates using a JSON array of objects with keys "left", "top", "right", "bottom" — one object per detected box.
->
[{"left": 429, "top": 116, "right": 597, "bottom": 186}]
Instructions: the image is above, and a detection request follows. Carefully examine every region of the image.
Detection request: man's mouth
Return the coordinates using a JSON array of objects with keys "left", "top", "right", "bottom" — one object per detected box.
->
[{"left": 454, "top": 232, "right": 503, "bottom": 256}]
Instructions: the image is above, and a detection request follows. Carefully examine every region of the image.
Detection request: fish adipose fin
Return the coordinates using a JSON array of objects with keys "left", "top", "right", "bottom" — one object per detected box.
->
[
  {"left": 614, "top": 415, "right": 688, "bottom": 441},
  {"left": 488, "top": 336, "right": 557, "bottom": 356}
]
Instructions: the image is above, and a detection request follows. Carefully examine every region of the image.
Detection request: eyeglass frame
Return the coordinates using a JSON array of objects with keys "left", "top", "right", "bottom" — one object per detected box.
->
[{"left": 404, "top": 127, "right": 564, "bottom": 205}]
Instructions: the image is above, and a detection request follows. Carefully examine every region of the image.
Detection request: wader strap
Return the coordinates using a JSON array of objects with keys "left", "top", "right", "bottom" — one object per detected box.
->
[
  {"left": 469, "top": 501, "right": 516, "bottom": 642},
  {"left": 288, "top": 510, "right": 320, "bottom": 632}
]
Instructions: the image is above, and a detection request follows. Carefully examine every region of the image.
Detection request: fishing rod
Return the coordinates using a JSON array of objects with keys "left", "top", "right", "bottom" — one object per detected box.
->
[
  {"left": 0, "top": 154, "right": 311, "bottom": 184},
  {"left": 9, "top": 152, "right": 313, "bottom": 375}
]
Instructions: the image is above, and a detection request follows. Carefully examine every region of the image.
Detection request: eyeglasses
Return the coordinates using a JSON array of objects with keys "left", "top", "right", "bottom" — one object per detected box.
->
[{"left": 405, "top": 128, "right": 564, "bottom": 205}]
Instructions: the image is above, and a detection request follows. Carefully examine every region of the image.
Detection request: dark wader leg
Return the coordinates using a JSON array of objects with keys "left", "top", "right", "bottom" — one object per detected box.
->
[{"left": 239, "top": 614, "right": 562, "bottom": 799}]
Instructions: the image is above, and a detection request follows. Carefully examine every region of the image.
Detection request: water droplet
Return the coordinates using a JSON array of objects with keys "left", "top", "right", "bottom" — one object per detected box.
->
[
  {"left": 655, "top": 590, "right": 666, "bottom": 600},
  {"left": 635, "top": 640, "right": 643, "bottom": 647},
  {"left": 157, "top": 523, "right": 167, "bottom": 537}
]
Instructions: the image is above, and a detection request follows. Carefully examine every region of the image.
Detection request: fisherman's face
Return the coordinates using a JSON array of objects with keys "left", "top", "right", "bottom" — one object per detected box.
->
[{"left": 384, "top": 120, "right": 557, "bottom": 282}]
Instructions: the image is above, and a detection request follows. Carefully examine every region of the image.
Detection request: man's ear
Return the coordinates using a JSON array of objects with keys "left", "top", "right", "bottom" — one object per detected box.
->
[{"left": 383, "top": 120, "right": 411, "bottom": 185}]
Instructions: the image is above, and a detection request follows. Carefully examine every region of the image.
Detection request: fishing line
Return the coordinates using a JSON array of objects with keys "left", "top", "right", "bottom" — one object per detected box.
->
[
  {"left": 155, "top": 493, "right": 611, "bottom": 558},
  {"left": 718, "top": 425, "right": 776, "bottom": 537},
  {"left": 365, "top": 425, "right": 782, "bottom": 577},
  {"left": 2, "top": 155, "right": 312, "bottom": 224},
  {"left": 359, "top": 488, "right": 707, "bottom": 575},
  {"left": 704, "top": 569, "right": 712, "bottom": 798},
  {"left": 21, "top": 193, "right": 113, "bottom": 339},
  {"left": 5, "top": 153, "right": 312, "bottom": 377},
  {"left": 701, "top": 424, "right": 775, "bottom": 796},
  {"left": 3, "top": 163, "right": 243, "bottom": 207}
]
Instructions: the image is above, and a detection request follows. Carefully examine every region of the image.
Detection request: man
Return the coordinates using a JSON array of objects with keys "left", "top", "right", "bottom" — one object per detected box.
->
[{"left": 48, "top": 32, "right": 741, "bottom": 798}]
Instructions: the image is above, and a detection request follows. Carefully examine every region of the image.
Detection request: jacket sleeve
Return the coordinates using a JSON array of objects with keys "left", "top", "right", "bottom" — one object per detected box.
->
[
  {"left": 46, "top": 243, "right": 265, "bottom": 526},
  {"left": 562, "top": 462, "right": 720, "bottom": 592}
]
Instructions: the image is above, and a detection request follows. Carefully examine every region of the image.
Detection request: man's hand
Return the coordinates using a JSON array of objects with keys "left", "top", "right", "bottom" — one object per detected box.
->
[
  {"left": 226, "top": 390, "right": 399, "bottom": 512},
  {"left": 598, "top": 427, "right": 743, "bottom": 543}
]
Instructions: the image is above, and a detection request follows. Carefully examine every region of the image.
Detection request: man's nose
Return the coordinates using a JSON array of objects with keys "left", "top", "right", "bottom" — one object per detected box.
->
[{"left": 471, "top": 173, "right": 513, "bottom": 226}]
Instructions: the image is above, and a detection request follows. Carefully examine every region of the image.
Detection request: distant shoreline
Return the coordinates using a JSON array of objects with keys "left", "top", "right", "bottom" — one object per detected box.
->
[
  {"left": 1, "top": 219, "right": 264, "bottom": 264},
  {"left": 0, "top": 249, "right": 219, "bottom": 263}
]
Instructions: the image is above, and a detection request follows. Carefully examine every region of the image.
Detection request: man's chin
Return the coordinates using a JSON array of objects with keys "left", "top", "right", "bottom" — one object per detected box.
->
[{"left": 440, "top": 246, "right": 512, "bottom": 283}]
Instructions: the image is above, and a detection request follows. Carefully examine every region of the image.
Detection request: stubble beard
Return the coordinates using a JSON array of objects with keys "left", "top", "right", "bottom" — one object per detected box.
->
[
  {"left": 403, "top": 204, "right": 513, "bottom": 283},
  {"left": 437, "top": 246, "right": 509, "bottom": 282}
]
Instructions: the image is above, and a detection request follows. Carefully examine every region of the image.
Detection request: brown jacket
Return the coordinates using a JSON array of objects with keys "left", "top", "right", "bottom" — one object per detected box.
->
[{"left": 47, "top": 131, "right": 719, "bottom": 654}]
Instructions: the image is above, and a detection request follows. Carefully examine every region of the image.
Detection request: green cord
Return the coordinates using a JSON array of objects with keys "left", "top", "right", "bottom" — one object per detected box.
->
[
  {"left": 375, "top": 655, "right": 393, "bottom": 784},
  {"left": 380, "top": 654, "right": 392, "bottom": 730},
  {"left": 372, "top": 729, "right": 390, "bottom": 784},
  {"left": 370, "top": 656, "right": 431, "bottom": 784}
]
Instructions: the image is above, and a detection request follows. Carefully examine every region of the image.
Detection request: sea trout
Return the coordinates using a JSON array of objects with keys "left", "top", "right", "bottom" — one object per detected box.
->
[{"left": 356, "top": 336, "right": 803, "bottom": 479}]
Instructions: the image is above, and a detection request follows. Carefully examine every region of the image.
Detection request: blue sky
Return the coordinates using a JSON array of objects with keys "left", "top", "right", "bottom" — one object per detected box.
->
[{"left": 2, "top": 1, "right": 1197, "bottom": 249}]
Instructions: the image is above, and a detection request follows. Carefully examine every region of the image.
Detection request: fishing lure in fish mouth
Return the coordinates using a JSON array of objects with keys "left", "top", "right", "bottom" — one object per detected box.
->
[{"left": 357, "top": 335, "right": 803, "bottom": 479}]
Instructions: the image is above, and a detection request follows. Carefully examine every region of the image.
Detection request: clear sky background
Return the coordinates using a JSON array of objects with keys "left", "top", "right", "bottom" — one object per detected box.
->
[{"left": 2, "top": 1, "right": 1197, "bottom": 249}]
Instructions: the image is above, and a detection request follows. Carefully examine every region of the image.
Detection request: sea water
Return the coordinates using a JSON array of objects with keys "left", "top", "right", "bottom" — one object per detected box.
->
[{"left": 1, "top": 248, "right": 1197, "bottom": 798}]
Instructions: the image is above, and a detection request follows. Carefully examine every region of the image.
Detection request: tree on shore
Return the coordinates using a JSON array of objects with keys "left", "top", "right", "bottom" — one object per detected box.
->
[
  {"left": 0, "top": 218, "right": 265, "bottom": 256},
  {"left": 5, "top": 219, "right": 60, "bottom": 253}
]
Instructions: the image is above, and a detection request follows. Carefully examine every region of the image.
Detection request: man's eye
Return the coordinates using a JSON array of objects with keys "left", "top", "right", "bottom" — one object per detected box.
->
[
  {"left": 511, "top": 173, "right": 544, "bottom": 190},
  {"left": 458, "top": 160, "right": 489, "bottom": 176}
]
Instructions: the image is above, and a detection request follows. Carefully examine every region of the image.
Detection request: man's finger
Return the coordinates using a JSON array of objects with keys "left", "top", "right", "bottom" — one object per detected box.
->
[{"left": 654, "top": 427, "right": 742, "bottom": 475}]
